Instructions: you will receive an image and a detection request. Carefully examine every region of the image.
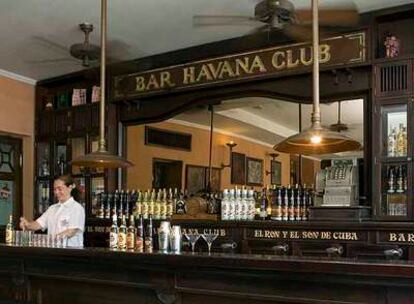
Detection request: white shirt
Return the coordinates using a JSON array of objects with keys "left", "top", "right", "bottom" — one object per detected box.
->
[{"left": 36, "top": 197, "right": 85, "bottom": 247}]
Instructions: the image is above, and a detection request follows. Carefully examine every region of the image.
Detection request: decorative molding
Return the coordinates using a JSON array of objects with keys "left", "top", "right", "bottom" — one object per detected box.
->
[{"left": 0, "top": 69, "right": 37, "bottom": 85}]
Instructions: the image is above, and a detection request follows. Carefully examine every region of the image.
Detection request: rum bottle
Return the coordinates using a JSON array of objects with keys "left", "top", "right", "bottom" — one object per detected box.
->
[
  {"left": 118, "top": 215, "right": 127, "bottom": 250},
  {"left": 109, "top": 214, "right": 118, "bottom": 249},
  {"left": 136, "top": 214, "right": 144, "bottom": 253},
  {"left": 126, "top": 214, "right": 136, "bottom": 251},
  {"left": 5, "top": 214, "right": 13, "bottom": 245},
  {"left": 144, "top": 215, "right": 153, "bottom": 253}
]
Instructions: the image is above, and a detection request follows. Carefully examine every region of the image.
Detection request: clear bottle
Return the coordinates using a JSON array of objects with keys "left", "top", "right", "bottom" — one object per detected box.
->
[
  {"left": 160, "top": 188, "right": 167, "bottom": 220},
  {"left": 228, "top": 189, "right": 235, "bottom": 220},
  {"left": 221, "top": 189, "right": 229, "bottom": 221},
  {"left": 5, "top": 214, "right": 13, "bottom": 245},
  {"left": 234, "top": 187, "right": 241, "bottom": 221},
  {"left": 154, "top": 189, "right": 161, "bottom": 220},
  {"left": 260, "top": 188, "right": 268, "bottom": 220},
  {"left": 135, "top": 214, "right": 144, "bottom": 253},
  {"left": 166, "top": 188, "right": 174, "bottom": 219},
  {"left": 388, "top": 126, "right": 397, "bottom": 157},
  {"left": 109, "top": 214, "right": 118, "bottom": 249},
  {"left": 247, "top": 189, "right": 256, "bottom": 221},
  {"left": 142, "top": 191, "right": 149, "bottom": 219},
  {"left": 241, "top": 188, "right": 248, "bottom": 221}
]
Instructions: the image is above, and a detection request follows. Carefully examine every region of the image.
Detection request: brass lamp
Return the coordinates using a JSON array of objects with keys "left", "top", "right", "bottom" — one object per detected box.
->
[
  {"left": 274, "top": 0, "right": 361, "bottom": 155},
  {"left": 221, "top": 141, "right": 237, "bottom": 169},
  {"left": 71, "top": 0, "right": 133, "bottom": 168}
]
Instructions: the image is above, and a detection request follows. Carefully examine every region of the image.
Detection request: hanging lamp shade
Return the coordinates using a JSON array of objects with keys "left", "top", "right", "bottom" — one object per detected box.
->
[
  {"left": 71, "top": 0, "right": 133, "bottom": 169},
  {"left": 274, "top": 0, "right": 361, "bottom": 155}
]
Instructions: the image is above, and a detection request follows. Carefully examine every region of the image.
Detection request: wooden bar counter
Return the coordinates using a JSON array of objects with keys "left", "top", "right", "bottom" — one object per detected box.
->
[{"left": 1, "top": 244, "right": 414, "bottom": 304}]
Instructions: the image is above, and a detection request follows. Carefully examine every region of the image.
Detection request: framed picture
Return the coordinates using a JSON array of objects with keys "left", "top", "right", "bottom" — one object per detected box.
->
[
  {"left": 246, "top": 157, "right": 263, "bottom": 186},
  {"left": 185, "top": 165, "right": 206, "bottom": 196},
  {"left": 270, "top": 160, "right": 282, "bottom": 185},
  {"left": 231, "top": 152, "right": 246, "bottom": 185},
  {"left": 207, "top": 167, "right": 221, "bottom": 192}
]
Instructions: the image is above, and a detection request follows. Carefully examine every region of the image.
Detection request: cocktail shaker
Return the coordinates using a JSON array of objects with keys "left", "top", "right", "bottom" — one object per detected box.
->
[{"left": 169, "top": 225, "right": 182, "bottom": 253}]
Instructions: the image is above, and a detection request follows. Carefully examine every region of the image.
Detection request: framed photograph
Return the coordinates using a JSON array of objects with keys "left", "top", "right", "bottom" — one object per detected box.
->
[
  {"left": 270, "top": 160, "right": 282, "bottom": 185},
  {"left": 185, "top": 165, "right": 206, "bottom": 196},
  {"left": 246, "top": 157, "right": 263, "bottom": 186},
  {"left": 231, "top": 152, "right": 246, "bottom": 185}
]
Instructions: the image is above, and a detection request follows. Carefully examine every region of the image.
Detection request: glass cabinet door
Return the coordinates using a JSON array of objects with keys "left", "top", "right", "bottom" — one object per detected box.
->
[
  {"left": 381, "top": 104, "right": 407, "bottom": 159},
  {"left": 71, "top": 137, "right": 86, "bottom": 175},
  {"left": 37, "top": 143, "right": 51, "bottom": 177},
  {"left": 377, "top": 102, "right": 411, "bottom": 218}
]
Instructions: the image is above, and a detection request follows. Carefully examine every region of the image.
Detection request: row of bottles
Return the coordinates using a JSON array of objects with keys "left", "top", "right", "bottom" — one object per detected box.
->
[
  {"left": 221, "top": 185, "right": 314, "bottom": 221},
  {"left": 96, "top": 188, "right": 188, "bottom": 221},
  {"left": 386, "top": 165, "right": 407, "bottom": 194},
  {"left": 109, "top": 214, "right": 152, "bottom": 252},
  {"left": 388, "top": 123, "right": 407, "bottom": 157}
]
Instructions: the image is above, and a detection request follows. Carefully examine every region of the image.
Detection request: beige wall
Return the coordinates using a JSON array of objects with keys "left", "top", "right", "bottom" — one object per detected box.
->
[
  {"left": 126, "top": 121, "right": 291, "bottom": 191},
  {"left": 0, "top": 75, "right": 35, "bottom": 219}
]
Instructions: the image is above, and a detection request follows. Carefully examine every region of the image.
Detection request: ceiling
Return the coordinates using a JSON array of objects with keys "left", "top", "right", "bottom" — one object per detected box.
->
[
  {"left": 1, "top": 0, "right": 413, "bottom": 82},
  {"left": 171, "top": 98, "right": 364, "bottom": 159}
]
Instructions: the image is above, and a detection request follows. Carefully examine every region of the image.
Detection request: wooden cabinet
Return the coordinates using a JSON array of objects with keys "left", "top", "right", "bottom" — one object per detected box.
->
[{"left": 34, "top": 78, "right": 113, "bottom": 219}]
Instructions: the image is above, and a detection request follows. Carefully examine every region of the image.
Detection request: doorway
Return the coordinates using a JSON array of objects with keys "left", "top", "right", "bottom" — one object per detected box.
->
[
  {"left": 0, "top": 135, "right": 22, "bottom": 226},
  {"left": 152, "top": 158, "right": 183, "bottom": 189}
]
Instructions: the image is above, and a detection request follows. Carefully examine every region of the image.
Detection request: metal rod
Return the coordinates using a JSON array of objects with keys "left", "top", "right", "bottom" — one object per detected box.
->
[
  {"left": 207, "top": 105, "right": 214, "bottom": 190},
  {"left": 298, "top": 103, "right": 302, "bottom": 184},
  {"left": 99, "top": 0, "right": 107, "bottom": 151},
  {"left": 311, "top": 0, "right": 320, "bottom": 125}
]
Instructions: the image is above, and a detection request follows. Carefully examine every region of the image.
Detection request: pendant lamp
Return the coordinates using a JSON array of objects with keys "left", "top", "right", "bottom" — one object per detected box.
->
[
  {"left": 71, "top": 0, "right": 133, "bottom": 168},
  {"left": 274, "top": 0, "right": 361, "bottom": 155}
]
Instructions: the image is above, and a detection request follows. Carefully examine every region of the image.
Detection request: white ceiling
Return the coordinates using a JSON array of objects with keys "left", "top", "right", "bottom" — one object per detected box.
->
[
  {"left": 0, "top": 0, "right": 413, "bottom": 82},
  {"left": 172, "top": 98, "right": 364, "bottom": 158}
]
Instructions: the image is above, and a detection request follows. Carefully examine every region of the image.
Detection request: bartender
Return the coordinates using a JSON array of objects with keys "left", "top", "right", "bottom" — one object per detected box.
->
[{"left": 20, "top": 175, "right": 85, "bottom": 247}]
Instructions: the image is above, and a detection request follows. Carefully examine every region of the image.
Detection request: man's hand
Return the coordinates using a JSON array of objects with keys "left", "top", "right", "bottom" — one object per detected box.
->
[{"left": 19, "top": 217, "right": 29, "bottom": 230}]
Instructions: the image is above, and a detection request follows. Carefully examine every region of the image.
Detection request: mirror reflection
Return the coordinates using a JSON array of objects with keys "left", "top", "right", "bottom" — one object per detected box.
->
[{"left": 125, "top": 97, "right": 364, "bottom": 198}]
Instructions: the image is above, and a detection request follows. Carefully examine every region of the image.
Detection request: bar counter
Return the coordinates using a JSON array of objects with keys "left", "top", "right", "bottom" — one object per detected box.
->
[{"left": 1, "top": 244, "right": 414, "bottom": 303}]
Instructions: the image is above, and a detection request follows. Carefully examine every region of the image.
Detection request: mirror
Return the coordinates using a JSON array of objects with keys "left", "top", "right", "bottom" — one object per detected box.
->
[{"left": 125, "top": 97, "right": 364, "bottom": 196}]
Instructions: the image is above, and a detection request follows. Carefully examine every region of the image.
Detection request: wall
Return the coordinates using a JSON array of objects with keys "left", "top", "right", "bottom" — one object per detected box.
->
[
  {"left": 0, "top": 75, "right": 35, "bottom": 219},
  {"left": 126, "top": 121, "right": 291, "bottom": 191}
]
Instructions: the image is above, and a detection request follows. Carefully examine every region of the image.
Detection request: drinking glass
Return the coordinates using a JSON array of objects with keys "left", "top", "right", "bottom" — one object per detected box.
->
[
  {"left": 201, "top": 232, "right": 218, "bottom": 254},
  {"left": 184, "top": 233, "right": 200, "bottom": 253}
]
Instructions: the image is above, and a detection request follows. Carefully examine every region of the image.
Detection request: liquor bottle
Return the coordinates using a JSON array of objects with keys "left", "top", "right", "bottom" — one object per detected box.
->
[
  {"left": 228, "top": 189, "right": 235, "bottom": 220},
  {"left": 276, "top": 187, "right": 283, "bottom": 221},
  {"left": 154, "top": 189, "right": 161, "bottom": 220},
  {"left": 396, "top": 166, "right": 404, "bottom": 193},
  {"left": 149, "top": 189, "right": 156, "bottom": 218},
  {"left": 234, "top": 187, "right": 241, "bottom": 220},
  {"left": 295, "top": 184, "right": 302, "bottom": 221},
  {"left": 259, "top": 188, "right": 268, "bottom": 220},
  {"left": 97, "top": 192, "right": 105, "bottom": 219},
  {"left": 172, "top": 188, "right": 179, "bottom": 215},
  {"left": 241, "top": 188, "right": 248, "bottom": 221},
  {"left": 302, "top": 187, "right": 308, "bottom": 221},
  {"left": 124, "top": 190, "right": 130, "bottom": 219},
  {"left": 387, "top": 167, "right": 396, "bottom": 193},
  {"left": 160, "top": 188, "right": 167, "bottom": 220},
  {"left": 396, "top": 123, "right": 407, "bottom": 157},
  {"left": 114, "top": 190, "right": 122, "bottom": 220},
  {"left": 109, "top": 214, "right": 118, "bottom": 249},
  {"left": 144, "top": 215, "right": 153, "bottom": 253},
  {"left": 176, "top": 191, "right": 187, "bottom": 214},
  {"left": 118, "top": 215, "right": 127, "bottom": 250},
  {"left": 266, "top": 186, "right": 273, "bottom": 218},
  {"left": 142, "top": 191, "right": 149, "bottom": 219},
  {"left": 126, "top": 214, "right": 136, "bottom": 251},
  {"left": 283, "top": 185, "right": 289, "bottom": 221},
  {"left": 288, "top": 185, "right": 295, "bottom": 221},
  {"left": 135, "top": 214, "right": 144, "bottom": 253},
  {"left": 135, "top": 190, "right": 142, "bottom": 217},
  {"left": 388, "top": 126, "right": 397, "bottom": 157},
  {"left": 5, "top": 214, "right": 14, "bottom": 245},
  {"left": 247, "top": 189, "right": 256, "bottom": 221},
  {"left": 221, "top": 189, "right": 229, "bottom": 220},
  {"left": 166, "top": 188, "right": 174, "bottom": 219}
]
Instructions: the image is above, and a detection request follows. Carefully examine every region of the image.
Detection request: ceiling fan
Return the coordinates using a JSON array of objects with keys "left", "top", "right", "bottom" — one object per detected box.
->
[
  {"left": 329, "top": 101, "right": 350, "bottom": 132},
  {"left": 193, "top": 0, "right": 359, "bottom": 41},
  {"left": 69, "top": 22, "right": 100, "bottom": 67}
]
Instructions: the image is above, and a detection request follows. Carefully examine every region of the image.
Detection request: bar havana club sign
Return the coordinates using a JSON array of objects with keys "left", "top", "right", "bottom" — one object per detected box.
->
[{"left": 114, "top": 31, "right": 365, "bottom": 100}]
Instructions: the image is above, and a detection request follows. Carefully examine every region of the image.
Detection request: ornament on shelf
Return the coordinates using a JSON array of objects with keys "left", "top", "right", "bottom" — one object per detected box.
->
[{"left": 384, "top": 32, "right": 400, "bottom": 58}]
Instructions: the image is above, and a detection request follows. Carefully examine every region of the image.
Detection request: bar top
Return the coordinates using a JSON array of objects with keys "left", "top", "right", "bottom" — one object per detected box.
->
[{"left": 2, "top": 244, "right": 414, "bottom": 279}]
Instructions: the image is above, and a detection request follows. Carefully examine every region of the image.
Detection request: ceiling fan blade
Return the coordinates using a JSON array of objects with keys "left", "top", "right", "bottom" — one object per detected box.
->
[
  {"left": 283, "top": 23, "right": 329, "bottom": 42},
  {"left": 295, "top": 6, "right": 359, "bottom": 27},
  {"left": 193, "top": 15, "right": 260, "bottom": 27},
  {"left": 31, "top": 35, "right": 69, "bottom": 53},
  {"left": 25, "top": 58, "right": 75, "bottom": 64}
]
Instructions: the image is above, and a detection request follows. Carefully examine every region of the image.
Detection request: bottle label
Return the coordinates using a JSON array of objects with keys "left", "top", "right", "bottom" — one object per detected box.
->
[
  {"left": 144, "top": 238, "right": 153, "bottom": 253},
  {"left": 109, "top": 232, "right": 118, "bottom": 249},
  {"left": 118, "top": 232, "right": 126, "bottom": 250},
  {"left": 126, "top": 233, "right": 136, "bottom": 250},
  {"left": 135, "top": 237, "right": 144, "bottom": 253},
  {"left": 5, "top": 229, "right": 13, "bottom": 245}
]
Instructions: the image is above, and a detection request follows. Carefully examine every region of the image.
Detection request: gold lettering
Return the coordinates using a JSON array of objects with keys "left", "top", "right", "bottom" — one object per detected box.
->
[
  {"left": 235, "top": 57, "right": 251, "bottom": 76},
  {"left": 319, "top": 44, "right": 331, "bottom": 63},
  {"left": 218, "top": 61, "right": 235, "bottom": 79},
  {"left": 207, "top": 62, "right": 223, "bottom": 79},
  {"left": 254, "top": 230, "right": 263, "bottom": 238},
  {"left": 160, "top": 71, "right": 175, "bottom": 88},
  {"left": 300, "top": 47, "right": 312, "bottom": 66},
  {"left": 286, "top": 50, "right": 299, "bottom": 68},
  {"left": 408, "top": 234, "right": 414, "bottom": 242},
  {"left": 398, "top": 233, "right": 406, "bottom": 242},
  {"left": 220, "top": 229, "right": 226, "bottom": 237},
  {"left": 272, "top": 51, "right": 286, "bottom": 70},
  {"left": 290, "top": 231, "right": 299, "bottom": 239},
  {"left": 282, "top": 231, "right": 288, "bottom": 238},
  {"left": 321, "top": 231, "right": 331, "bottom": 239},
  {"left": 135, "top": 76, "right": 146, "bottom": 92},
  {"left": 196, "top": 65, "right": 213, "bottom": 82},
  {"left": 146, "top": 74, "right": 160, "bottom": 90},
  {"left": 183, "top": 67, "right": 196, "bottom": 84},
  {"left": 249, "top": 55, "right": 267, "bottom": 73}
]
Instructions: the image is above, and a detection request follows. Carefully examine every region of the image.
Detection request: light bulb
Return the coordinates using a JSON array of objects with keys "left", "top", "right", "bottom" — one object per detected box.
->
[{"left": 310, "top": 135, "right": 322, "bottom": 144}]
